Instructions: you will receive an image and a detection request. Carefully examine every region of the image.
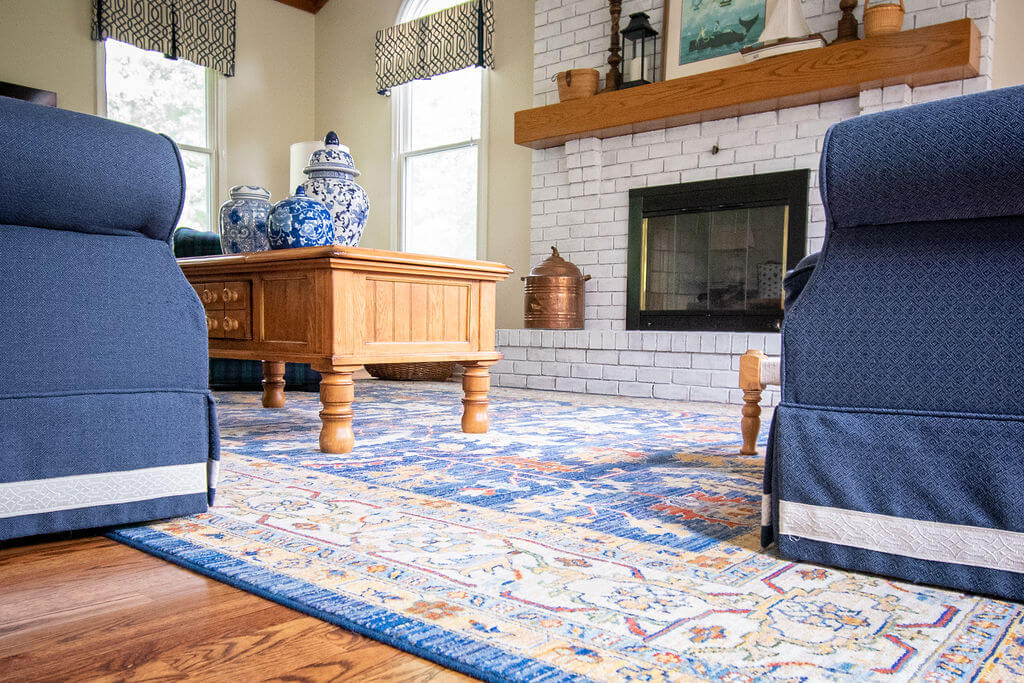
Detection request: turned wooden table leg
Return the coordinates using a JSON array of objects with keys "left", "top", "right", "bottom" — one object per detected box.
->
[
  {"left": 318, "top": 369, "right": 357, "bottom": 453},
  {"left": 459, "top": 361, "right": 495, "bottom": 433},
  {"left": 741, "top": 389, "right": 763, "bottom": 456},
  {"left": 261, "top": 361, "right": 286, "bottom": 408},
  {"left": 739, "top": 349, "right": 767, "bottom": 456}
]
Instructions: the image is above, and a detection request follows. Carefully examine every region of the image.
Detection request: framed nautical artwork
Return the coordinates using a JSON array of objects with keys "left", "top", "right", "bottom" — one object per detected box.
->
[{"left": 663, "top": 0, "right": 770, "bottom": 80}]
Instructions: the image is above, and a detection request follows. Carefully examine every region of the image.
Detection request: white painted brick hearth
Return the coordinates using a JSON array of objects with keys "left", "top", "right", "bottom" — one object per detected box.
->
[{"left": 500, "top": 0, "right": 998, "bottom": 404}]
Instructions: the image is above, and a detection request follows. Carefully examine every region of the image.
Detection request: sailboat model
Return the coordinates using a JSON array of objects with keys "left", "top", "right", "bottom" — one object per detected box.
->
[{"left": 739, "top": 0, "right": 826, "bottom": 62}]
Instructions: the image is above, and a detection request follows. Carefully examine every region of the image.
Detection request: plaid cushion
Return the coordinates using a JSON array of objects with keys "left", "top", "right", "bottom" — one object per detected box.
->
[{"left": 173, "top": 226, "right": 222, "bottom": 256}]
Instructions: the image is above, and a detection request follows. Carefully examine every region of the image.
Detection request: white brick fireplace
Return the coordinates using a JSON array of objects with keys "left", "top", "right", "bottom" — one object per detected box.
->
[{"left": 493, "top": 0, "right": 997, "bottom": 404}]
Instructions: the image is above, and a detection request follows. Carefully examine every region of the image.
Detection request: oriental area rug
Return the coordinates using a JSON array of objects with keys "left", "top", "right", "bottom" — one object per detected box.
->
[{"left": 110, "top": 382, "right": 1024, "bottom": 682}]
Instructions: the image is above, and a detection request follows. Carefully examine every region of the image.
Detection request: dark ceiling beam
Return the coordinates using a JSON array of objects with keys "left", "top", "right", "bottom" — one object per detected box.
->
[{"left": 271, "top": 0, "right": 330, "bottom": 14}]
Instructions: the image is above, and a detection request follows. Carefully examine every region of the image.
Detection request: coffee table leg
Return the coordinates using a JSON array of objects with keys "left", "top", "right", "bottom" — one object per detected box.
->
[
  {"left": 318, "top": 369, "right": 357, "bottom": 453},
  {"left": 458, "top": 361, "right": 495, "bottom": 433},
  {"left": 261, "top": 361, "right": 286, "bottom": 408}
]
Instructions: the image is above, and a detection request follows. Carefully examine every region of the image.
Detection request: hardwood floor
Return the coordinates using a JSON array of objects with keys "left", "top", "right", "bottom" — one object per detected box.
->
[{"left": 0, "top": 535, "right": 472, "bottom": 682}]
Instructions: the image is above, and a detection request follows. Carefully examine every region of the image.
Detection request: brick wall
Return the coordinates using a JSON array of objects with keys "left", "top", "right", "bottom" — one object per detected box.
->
[{"left": 500, "top": 0, "right": 998, "bottom": 404}]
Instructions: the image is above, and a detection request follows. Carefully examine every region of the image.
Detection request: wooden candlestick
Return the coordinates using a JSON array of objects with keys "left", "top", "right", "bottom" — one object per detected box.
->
[
  {"left": 602, "top": 0, "right": 623, "bottom": 92},
  {"left": 834, "top": 0, "right": 859, "bottom": 43}
]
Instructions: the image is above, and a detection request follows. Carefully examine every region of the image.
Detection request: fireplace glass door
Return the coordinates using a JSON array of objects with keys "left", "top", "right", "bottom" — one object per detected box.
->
[
  {"left": 642, "top": 205, "right": 789, "bottom": 312},
  {"left": 627, "top": 170, "right": 808, "bottom": 332}
]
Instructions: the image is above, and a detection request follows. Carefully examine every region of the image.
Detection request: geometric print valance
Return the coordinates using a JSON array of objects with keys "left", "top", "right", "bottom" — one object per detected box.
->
[
  {"left": 376, "top": 0, "right": 494, "bottom": 95},
  {"left": 92, "top": 0, "right": 237, "bottom": 77}
]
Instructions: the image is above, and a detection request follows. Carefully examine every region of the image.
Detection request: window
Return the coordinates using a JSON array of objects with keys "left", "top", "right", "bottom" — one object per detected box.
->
[
  {"left": 102, "top": 39, "right": 220, "bottom": 230},
  {"left": 394, "top": 0, "right": 485, "bottom": 260}
]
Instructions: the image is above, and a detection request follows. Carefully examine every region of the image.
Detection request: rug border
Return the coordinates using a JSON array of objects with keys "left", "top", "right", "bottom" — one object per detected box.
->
[{"left": 107, "top": 525, "right": 589, "bottom": 683}]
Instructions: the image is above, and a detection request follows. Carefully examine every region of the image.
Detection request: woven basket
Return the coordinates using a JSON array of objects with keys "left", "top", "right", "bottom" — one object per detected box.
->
[
  {"left": 863, "top": 0, "right": 905, "bottom": 37},
  {"left": 364, "top": 362, "right": 455, "bottom": 381}
]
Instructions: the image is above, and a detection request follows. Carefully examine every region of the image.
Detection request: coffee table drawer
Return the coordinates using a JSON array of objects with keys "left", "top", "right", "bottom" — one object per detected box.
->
[
  {"left": 211, "top": 309, "right": 251, "bottom": 340},
  {"left": 194, "top": 281, "right": 224, "bottom": 309},
  {"left": 221, "top": 281, "right": 251, "bottom": 310}
]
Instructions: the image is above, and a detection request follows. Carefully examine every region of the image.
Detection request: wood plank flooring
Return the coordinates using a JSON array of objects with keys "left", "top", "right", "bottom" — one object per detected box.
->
[{"left": 0, "top": 535, "right": 473, "bottom": 682}]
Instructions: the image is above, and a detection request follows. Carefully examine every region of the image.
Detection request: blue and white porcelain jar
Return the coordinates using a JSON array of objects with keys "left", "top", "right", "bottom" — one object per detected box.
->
[
  {"left": 267, "top": 186, "right": 335, "bottom": 249},
  {"left": 219, "top": 185, "right": 271, "bottom": 254},
  {"left": 302, "top": 131, "right": 370, "bottom": 247}
]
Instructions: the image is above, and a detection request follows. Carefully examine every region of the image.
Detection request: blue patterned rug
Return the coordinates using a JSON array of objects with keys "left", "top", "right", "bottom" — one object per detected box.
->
[{"left": 110, "top": 382, "right": 1024, "bottom": 681}]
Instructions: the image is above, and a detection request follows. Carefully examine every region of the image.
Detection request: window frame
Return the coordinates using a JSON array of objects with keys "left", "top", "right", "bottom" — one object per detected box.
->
[
  {"left": 391, "top": 0, "right": 489, "bottom": 260},
  {"left": 96, "top": 39, "right": 227, "bottom": 232}
]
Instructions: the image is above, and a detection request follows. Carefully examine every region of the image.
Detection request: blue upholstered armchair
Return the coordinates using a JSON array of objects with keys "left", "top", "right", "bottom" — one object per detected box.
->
[
  {"left": 763, "top": 85, "right": 1024, "bottom": 602},
  {"left": 0, "top": 96, "right": 218, "bottom": 541}
]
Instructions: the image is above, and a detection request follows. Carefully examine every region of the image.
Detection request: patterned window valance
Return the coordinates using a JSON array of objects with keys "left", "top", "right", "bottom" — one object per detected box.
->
[
  {"left": 92, "top": 0, "right": 237, "bottom": 77},
  {"left": 375, "top": 0, "right": 494, "bottom": 95}
]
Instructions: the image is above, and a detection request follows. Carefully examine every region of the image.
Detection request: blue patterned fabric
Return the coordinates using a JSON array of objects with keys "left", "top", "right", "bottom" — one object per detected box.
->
[
  {"left": 765, "top": 85, "right": 1024, "bottom": 602},
  {"left": 782, "top": 251, "right": 817, "bottom": 308},
  {"left": 0, "top": 96, "right": 217, "bottom": 541},
  {"left": 820, "top": 86, "right": 1024, "bottom": 229},
  {"left": 0, "top": 96, "right": 184, "bottom": 242}
]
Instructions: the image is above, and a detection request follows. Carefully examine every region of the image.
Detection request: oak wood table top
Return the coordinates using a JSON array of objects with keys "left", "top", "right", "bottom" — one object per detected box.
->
[{"left": 178, "top": 246, "right": 512, "bottom": 453}]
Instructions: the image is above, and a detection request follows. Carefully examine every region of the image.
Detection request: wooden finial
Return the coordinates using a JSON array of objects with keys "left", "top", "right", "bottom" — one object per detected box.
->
[
  {"left": 602, "top": 0, "right": 623, "bottom": 92},
  {"left": 834, "top": 0, "right": 859, "bottom": 44}
]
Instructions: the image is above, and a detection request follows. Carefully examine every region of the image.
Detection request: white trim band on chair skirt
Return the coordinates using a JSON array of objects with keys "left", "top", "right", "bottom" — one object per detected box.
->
[
  {"left": 779, "top": 500, "right": 1024, "bottom": 574},
  {"left": 0, "top": 462, "right": 208, "bottom": 518}
]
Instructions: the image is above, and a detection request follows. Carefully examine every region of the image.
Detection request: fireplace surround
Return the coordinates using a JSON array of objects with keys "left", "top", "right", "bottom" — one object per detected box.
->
[
  {"left": 492, "top": 0, "right": 996, "bottom": 405},
  {"left": 626, "top": 170, "right": 808, "bottom": 332}
]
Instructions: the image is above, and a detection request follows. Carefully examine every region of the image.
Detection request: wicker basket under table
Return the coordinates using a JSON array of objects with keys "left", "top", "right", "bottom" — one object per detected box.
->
[{"left": 364, "top": 362, "right": 455, "bottom": 381}]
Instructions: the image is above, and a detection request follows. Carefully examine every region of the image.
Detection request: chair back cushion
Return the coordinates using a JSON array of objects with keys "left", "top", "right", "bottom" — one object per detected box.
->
[
  {"left": 820, "top": 85, "right": 1024, "bottom": 230},
  {"left": 0, "top": 95, "right": 184, "bottom": 242}
]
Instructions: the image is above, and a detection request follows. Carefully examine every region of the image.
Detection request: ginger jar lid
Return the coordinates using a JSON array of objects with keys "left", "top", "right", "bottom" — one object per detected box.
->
[
  {"left": 278, "top": 185, "right": 321, "bottom": 206},
  {"left": 229, "top": 185, "right": 270, "bottom": 201},
  {"left": 304, "top": 131, "right": 360, "bottom": 178},
  {"left": 528, "top": 246, "right": 588, "bottom": 279}
]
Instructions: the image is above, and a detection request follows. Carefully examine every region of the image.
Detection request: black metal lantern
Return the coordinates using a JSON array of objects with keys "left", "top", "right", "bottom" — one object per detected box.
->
[{"left": 621, "top": 12, "right": 658, "bottom": 88}]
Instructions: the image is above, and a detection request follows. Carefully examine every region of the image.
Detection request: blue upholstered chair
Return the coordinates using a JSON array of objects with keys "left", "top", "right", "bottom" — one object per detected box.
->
[
  {"left": 0, "top": 96, "right": 219, "bottom": 541},
  {"left": 762, "top": 85, "right": 1024, "bottom": 602}
]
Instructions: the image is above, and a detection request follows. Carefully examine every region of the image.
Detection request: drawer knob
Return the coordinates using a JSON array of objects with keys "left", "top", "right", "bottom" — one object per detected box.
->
[
  {"left": 223, "top": 316, "right": 240, "bottom": 332},
  {"left": 223, "top": 288, "right": 239, "bottom": 302},
  {"left": 201, "top": 289, "right": 215, "bottom": 304},
  {"left": 207, "top": 316, "right": 219, "bottom": 331}
]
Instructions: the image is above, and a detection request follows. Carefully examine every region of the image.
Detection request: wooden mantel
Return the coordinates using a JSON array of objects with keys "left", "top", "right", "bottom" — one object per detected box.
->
[{"left": 515, "top": 19, "right": 980, "bottom": 150}]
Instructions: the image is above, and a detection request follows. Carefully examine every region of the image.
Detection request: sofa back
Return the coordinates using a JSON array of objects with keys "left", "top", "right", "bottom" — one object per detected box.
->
[
  {"left": 819, "top": 85, "right": 1024, "bottom": 230},
  {"left": 0, "top": 95, "right": 184, "bottom": 243}
]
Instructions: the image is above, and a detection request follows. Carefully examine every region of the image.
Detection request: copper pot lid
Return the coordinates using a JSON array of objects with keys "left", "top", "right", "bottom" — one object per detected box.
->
[{"left": 525, "top": 246, "right": 591, "bottom": 280}]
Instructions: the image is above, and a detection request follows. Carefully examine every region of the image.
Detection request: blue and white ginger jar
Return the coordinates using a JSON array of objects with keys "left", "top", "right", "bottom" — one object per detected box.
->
[
  {"left": 267, "top": 186, "right": 335, "bottom": 249},
  {"left": 219, "top": 185, "right": 271, "bottom": 254},
  {"left": 302, "top": 131, "right": 370, "bottom": 247}
]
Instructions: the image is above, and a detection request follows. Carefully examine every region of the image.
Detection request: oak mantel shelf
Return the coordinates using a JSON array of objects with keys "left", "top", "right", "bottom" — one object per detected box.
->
[{"left": 514, "top": 19, "right": 981, "bottom": 150}]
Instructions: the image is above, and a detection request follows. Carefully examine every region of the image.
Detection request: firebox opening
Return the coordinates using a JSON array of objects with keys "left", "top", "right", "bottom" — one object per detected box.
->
[{"left": 626, "top": 170, "right": 808, "bottom": 332}]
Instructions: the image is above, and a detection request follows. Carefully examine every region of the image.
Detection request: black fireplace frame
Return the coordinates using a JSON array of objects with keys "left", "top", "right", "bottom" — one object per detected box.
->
[{"left": 626, "top": 169, "right": 809, "bottom": 332}]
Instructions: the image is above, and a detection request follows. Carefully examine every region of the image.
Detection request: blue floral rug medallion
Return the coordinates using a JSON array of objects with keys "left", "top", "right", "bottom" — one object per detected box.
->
[{"left": 110, "top": 383, "right": 1024, "bottom": 681}]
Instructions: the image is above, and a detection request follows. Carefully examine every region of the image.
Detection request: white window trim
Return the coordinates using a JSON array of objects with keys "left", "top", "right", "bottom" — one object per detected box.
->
[
  {"left": 95, "top": 40, "right": 227, "bottom": 232},
  {"left": 390, "top": 0, "right": 489, "bottom": 260}
]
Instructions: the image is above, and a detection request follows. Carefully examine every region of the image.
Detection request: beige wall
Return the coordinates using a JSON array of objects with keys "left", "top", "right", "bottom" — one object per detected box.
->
[
  {"left": 225, "top": 0, "right": 316, "bottom": 202},
  {"left": 314, "top": 0, "right": 400, "bottom": 252},
  {"left": 0, "top": 0, "right": 99, "bottom": 114},
  {"left": 993, "top": 0, "right": 1024, "bottom": 89},
  {"left": 0, "top": 0, "right": 316, "bottom": 207},
  {"left": 315, "top": 0, "right": 533, "bottom": 328}
]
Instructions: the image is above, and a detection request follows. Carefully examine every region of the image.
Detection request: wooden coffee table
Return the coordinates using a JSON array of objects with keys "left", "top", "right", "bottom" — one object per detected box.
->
[{"left": 178, "top": 246, "right": 512, "bottom": 453}]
